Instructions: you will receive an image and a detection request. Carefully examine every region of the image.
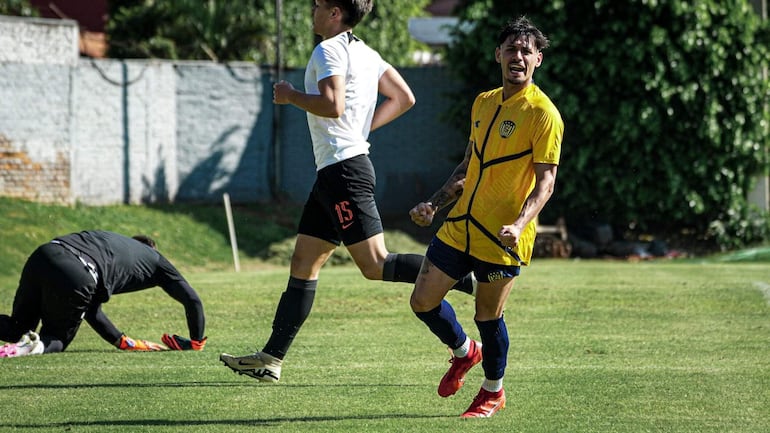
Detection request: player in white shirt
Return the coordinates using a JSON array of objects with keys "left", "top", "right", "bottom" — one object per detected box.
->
[{"left": 220, "top": 0, "right": 474, "bottom": 383}]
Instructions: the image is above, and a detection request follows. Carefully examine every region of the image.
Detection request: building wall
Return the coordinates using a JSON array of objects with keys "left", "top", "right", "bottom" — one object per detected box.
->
[
  {"left": 174, "top": 63, "right": 273, "bottom": 203},
  {"left": 71, "top": 59, "right": 178, "bottom": 204},
  {"left": 0, "top": 63, "right": 73, "bottom": 203}
]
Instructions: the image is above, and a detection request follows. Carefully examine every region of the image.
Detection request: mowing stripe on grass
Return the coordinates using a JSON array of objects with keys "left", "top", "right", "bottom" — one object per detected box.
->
[{"left": 755, "top": 281, "right": 770, "bottom": 305}]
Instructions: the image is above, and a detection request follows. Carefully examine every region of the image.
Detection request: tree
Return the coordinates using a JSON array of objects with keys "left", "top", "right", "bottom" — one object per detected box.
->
[
  {"left": 107, "top": 0, "right": 273, "bottom": 62},
  {"left": 107, "top": 0, "right": 430, "bottom": 67},
  {"left": 259, "top": 0, "right": 432, "bottom": 68},
  {"left": 353, "top": 0, "right": 431, "bottom": 68},
  {"left": 0, "top": 0, "right": 39, "bottom": 16},
  {"left": 446, "top": 0, "right": 770, "bottom": 248}
]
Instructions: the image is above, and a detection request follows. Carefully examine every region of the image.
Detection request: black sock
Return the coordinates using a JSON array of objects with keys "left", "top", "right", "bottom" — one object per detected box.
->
[
  {"left": 382, "top": 253, "right": 475, "bottom": 295},
  {"left": 262, "top": 277, "right": 317, "bottom": 359},
  {"left": 382, "top": 253, "right": 423, "bottom": 283},
  {"left": 452, "top": 273, "right": 476, "bottom": 295}
]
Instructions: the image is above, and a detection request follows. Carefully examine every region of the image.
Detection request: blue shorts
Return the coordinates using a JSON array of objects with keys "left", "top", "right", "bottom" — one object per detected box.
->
[{"left": 425, "top": 236, "right": 521, "bottom": 283}]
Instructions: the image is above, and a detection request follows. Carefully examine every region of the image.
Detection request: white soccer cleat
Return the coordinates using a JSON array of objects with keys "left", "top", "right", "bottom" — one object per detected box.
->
[
  {"left": 0, "top": 331, "right": 45, "bottom": 358},
  {"left": 220, "top": 351, "right": 282, "bottom": 382}
]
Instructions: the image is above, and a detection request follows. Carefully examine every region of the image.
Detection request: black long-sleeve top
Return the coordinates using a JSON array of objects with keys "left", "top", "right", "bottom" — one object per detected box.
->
[{"left": 54, "top": 231, "right": 205, "bottom": 344}]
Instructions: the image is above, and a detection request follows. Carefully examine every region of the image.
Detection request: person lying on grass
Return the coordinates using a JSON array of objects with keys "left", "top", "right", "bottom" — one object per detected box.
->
[{"left": 0, "top": 230, "right": 206, "bottom": 357}]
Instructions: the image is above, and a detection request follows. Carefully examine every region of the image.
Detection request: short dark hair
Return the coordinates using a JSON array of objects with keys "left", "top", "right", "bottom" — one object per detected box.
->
[
  {"left": 326, "top": 0, "right": 372, "bottom": 28},
  {"left": 498, "top": 16, "right": 550, "bottom": 51},
  {"left": 132, "top": 235, "right": 156, "bottom": 249}
]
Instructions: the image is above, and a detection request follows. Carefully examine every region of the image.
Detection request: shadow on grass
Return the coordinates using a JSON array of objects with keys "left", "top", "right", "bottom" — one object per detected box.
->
[
  {"left": 4, "top": 381, "right": 449, "bottom": 428},
  {"left": 8, "top": 412, "right": 451, "bottom": 429},
  {"left": 0, "top": 381, "right": 426, "bottom": 390}
]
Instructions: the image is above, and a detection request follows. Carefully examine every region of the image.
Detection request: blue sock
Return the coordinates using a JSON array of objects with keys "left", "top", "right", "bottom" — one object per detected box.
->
[
  {"left": 414, "top": 300, "right": 466, "bottom": 349},
  {"left": 476, "top": 317, "right": 509, "bottom": 380}
]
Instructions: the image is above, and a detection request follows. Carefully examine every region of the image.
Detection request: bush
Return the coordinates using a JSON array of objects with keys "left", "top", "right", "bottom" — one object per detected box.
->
[
  {"left": 446, "top": 0, "right": 770, "bottom": 249},
  {"left": 0, "top": 0, "right": 39, "bottom": 16},
  {"left": 106, "top": 0, "right": 430, "bottom": 67}
]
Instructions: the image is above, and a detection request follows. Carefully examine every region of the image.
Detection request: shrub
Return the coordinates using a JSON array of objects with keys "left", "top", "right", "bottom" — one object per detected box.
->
[{"left": 446, "top": 0, "right": 770, "bottom": 249}]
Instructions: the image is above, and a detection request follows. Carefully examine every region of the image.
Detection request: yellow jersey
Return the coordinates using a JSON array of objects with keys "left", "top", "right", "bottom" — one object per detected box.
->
[{"left": 436, "top": 84, "right": 563, "bottom": 266}]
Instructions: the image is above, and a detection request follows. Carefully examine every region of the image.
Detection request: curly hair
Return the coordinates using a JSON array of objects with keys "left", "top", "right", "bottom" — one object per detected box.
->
[{"left": 498, "top": 16, "right": 550, "bottom": 51}]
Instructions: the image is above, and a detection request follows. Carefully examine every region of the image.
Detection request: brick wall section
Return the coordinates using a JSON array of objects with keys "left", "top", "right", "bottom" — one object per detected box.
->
[
  {"left": 0, "top": 17, "right": 76, "bottom": 204},
  {"left": 0, "top": 135, "right": 70, "bottom": 203}
]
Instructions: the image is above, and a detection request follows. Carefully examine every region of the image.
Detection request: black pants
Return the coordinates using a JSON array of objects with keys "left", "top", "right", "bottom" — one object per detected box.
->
[{"left": 0, "top": 243, "right": 97, "bottom": 352}]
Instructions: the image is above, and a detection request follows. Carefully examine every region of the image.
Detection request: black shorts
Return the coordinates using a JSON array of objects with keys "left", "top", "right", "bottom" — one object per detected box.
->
[{"left": 297, "top": 154, "right": 384, "bottom": 246}]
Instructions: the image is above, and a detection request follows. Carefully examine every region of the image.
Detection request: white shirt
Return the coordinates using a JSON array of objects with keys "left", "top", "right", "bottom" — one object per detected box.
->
[{"left": 304, "top": 31, "right": 390, "bottom": 170}]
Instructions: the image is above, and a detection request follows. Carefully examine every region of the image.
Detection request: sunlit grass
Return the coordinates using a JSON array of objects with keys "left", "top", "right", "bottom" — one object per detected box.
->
[{"left": 1, "top": 261, "right": 768, "bottom": 433}]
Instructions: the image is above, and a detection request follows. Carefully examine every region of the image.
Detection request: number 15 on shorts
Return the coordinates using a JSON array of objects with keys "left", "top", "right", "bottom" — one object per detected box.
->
[{"left": 335, "top": 201, "right": 354, "bottom": 230}]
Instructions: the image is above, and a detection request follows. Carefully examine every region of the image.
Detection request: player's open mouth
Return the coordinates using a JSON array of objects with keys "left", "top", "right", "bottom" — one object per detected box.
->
[{"left": 509, "top": 64, "right": 525, "bottom": 73}]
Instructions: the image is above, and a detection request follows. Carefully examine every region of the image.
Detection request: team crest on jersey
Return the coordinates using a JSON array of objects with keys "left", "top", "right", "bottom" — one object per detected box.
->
[
  {"left": 486, "top": 270, "right": 506, "bottom": 282},
  {"left": 499, "top": 120, "right": 516, "bottom": 138}
]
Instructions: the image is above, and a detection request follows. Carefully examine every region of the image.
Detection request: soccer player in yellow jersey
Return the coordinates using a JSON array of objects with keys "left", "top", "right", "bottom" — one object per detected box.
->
[{"left": 409, "top": 16, "right": 564, "bottom": 418}]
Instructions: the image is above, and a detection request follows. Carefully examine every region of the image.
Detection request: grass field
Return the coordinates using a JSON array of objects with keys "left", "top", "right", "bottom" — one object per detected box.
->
[
  {"left": 0, "top": 198, "right": 768, "bottom": 432},
  {"left": 1, "top": 261, "right": 768, "bottom": 433}
]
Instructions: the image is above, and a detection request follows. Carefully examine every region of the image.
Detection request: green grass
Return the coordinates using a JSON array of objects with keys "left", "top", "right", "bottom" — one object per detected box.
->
[
  {"left": 0, "top": 198, "right": 769, "bottom": 432},
  {"left": 0, "top": 196, "right": 302, "bottom": 275},
  {"left": 0, "top": 196, "right": 428, "bottom": 275}
]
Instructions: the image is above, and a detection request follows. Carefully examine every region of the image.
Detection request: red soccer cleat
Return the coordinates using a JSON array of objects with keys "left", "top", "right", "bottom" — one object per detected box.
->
[
  {"left": 437, "top": 340, "right": 482, "bottom": 397},
  {"left": 162, "top": 333, "right": 207, "bottom": 351},
  {"left": 461, "top": 388, "right": 506, "bottom": 418}
]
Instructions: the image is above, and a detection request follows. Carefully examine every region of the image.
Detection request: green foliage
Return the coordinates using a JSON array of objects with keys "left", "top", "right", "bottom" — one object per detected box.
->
[
  {"left": 0, "top": 197, "right": 298, "bottom": 277},
  {"left": 446, "top": 0, "right": 770, "bottom": 249},
  {"left": 106, "top": 0, "right": 430, "bottom": 67},
  {"left": 354, "top": 0, "right": 431, "bottom": 67},
  {"left": 276, "top": 0, "right": 316, "bottom": 68},
  {"left": 0, "top": 0, "right": 38, "bottom": 16},
  {"left": 264, "top": 0, "right": 432, "bottom": 68},
  {"left": 107, "top": 0, "right": 274, "bottom": 62}
]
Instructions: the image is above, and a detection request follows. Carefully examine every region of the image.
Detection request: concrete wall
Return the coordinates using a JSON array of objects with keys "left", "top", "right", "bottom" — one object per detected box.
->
[
  {"left": 0, "top": 15, "right": 78, "bottom": 65},
  {"left": 71, "top": 60, "right": 178, "bottom": 204},
  {"left": 0, "top": 15, "right": 465, "bottom": 214},
  {"left": 175, "top": 63, "right": 273, "bottom": 203}
]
